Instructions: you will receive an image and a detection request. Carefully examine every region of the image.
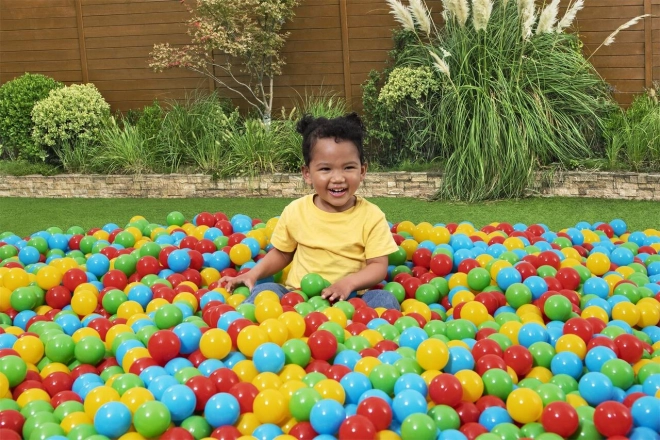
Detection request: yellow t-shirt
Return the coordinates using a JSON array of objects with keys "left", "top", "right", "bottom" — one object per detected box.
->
[{"left": 270, "top": 194, "right": 398, "bottom": 289}]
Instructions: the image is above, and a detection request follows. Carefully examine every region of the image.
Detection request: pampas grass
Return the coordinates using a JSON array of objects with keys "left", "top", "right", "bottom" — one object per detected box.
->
[
  {"left": 455, "top": 0, "right": 470, "bottom": 27},
  {"left": 536, "top": 0, "right": 560, "bottom": 34},
  {"left": 556, "top": 0, "right": 584, "bottom": 33},
  {"left": 589, "top": 14, "right": 650, "bottom": 58},
  {"left": 429, "top": 49, "right": 451, "bottom": 79},
  {"left": 409, "top": 0, "right": 433, "bottom": 36},
  {"left": 519, "top": 0, "right": 536, "bottom": 40},
  {"left": 472, "top": 0, "right": 494, "bottom": 31},
  {"left": 386, "top": 0, "right": 416, "bottom": 33}
]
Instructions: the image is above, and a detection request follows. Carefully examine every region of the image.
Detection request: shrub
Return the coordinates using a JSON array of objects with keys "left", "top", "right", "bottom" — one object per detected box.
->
[
  {"left": 364, "top": 0, "right": 617, "bottom": 201},
  {"left": 604, "top": 86, "right": 660, "bottom": 171},
  {"left": 0, "top": 73, "right": 64, "bottom": 161},
  {"left": 31, "top": 83, "right": 111, "bottom": 161}
]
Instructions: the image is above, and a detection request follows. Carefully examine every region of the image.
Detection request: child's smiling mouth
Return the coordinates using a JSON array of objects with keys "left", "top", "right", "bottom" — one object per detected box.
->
[{"left": 329, "top": 188, "right": 347, "bottom": 197}]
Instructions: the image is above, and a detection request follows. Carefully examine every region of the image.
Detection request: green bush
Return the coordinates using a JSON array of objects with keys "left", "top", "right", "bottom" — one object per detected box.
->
[
  {"left": 0, "top": 159, "right": 61, "bottom": 176},
  {"left": 0, "top": 73, "right": 64, "bottom": 161},
  {"left": 31, "top": 83, "right": 111, "bottom": 161},
  {"left": 364, "top": 0, "right": 616, "bottom": 201},
  {"left": 604, "top": 86, "right": 660, "bottom": 171}
]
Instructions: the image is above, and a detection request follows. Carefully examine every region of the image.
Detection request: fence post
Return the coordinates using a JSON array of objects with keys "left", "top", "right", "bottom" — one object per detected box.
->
[
  {"left": 73, "top": 0, "right": 89, "bottom": 84},
  {"left": 339, "top": 0, "right": 353, "bottom": 110}
]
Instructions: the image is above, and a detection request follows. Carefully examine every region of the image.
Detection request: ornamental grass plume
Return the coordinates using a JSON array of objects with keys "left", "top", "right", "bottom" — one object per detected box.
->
[
  {"left": 455, "top": 0, "right": 470, "bottom": 26},
  {"left": 536, "top": 0, "right": 560, "bottom": 34},
  {"left": 556, "top": 0, "right": 584, "bottom": 33},
  {"left": 472, "top": 0, "right": 494, "bottom": 31},
  {"left": 409, "top": 0, "right": 433, "bottom": 36},
  {"left": 589, "top": 14, "right": 650, "bottom": 58},
  {"left": 386, "top": 0, "right": 417, "bottom": 32},
  {"left": 429, "top": 49, "right": 451, "bottom": 79},
  {"left": 518, "top": 0, "right": 536, "bottom": 40}
]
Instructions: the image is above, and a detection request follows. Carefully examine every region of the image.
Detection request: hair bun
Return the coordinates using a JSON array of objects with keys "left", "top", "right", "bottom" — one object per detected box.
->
[
  {"left": 296, "top": 114, "right": 316, "bottom": 135},
  {"left": 344, "top": 112, "right": 365, "bottom": 130}
]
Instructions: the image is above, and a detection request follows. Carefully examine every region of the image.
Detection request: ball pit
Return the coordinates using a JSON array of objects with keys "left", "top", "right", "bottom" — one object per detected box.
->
[{"left": 0, "top": 213, "right": 660, "bottom": 440}]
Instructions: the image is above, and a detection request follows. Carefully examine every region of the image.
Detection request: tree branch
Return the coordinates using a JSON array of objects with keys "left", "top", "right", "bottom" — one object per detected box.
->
[
  {"left": 188, "top": 66, "right": 263, "bottom": 116},
  {"left": 208, "top": 61, "right": 264, "bottom": 104}
]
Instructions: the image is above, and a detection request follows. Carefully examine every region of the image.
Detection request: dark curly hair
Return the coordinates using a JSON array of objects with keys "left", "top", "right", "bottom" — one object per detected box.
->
[{"left": 296, "top": 112, "right": 366, "bottom": 166}]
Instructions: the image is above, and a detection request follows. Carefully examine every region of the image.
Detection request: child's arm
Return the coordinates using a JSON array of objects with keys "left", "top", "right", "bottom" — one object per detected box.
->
[
  {"left": 220, "top": 247, "right": 295, "bottom": 292},
  {"left": 321, "top": 255, "right": 389, "bottom": 302}
]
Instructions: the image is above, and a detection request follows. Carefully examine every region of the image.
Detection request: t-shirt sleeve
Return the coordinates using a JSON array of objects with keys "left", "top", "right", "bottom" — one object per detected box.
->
[
  {"left": 269, "top": 203, "right": 298, "bottom": 253},
  {"left": 364, "top": 207, "right": 399, "bottom": 260}
]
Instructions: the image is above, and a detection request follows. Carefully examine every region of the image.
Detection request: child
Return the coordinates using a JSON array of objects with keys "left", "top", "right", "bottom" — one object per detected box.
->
[{"left": 220, "top": 113, "right": 401, "bottom": 311}]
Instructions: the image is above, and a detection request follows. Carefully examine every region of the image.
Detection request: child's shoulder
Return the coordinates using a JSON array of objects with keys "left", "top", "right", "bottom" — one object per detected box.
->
[{"left": 356, "top": 196, "right": 386, "bottom": 215}]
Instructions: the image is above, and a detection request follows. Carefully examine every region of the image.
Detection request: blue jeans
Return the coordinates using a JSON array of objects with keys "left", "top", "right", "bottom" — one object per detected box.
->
[{"left": 245, "top": 282, "right": 401, "bottom": 311}]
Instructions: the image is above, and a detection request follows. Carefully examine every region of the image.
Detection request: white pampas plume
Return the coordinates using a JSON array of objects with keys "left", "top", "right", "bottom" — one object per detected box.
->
[
  {"left": 409, "top": 0, "right": 432, "bottom": 37},
  {"left": 536, "top": 0, "right": 560, "bottom": 34},
  {"left": 472, "top": 0, "right": 493, "bottom": 31},
  {"left": 602, "top": 14, "right": 649, "bottom": 46},
  {"left": 429, "top": 50, "right": 451, "bottom": 79},
  {"left": 386, "top": 0, "right": 417, "bottom": 32},
  {"left": 519, "top": 0, "right": 536, "bottom": 40},
  {"left": 455, "top": 0, "right": 470, "bottom": 26},
  {"left": 556, "top": 0, "right": 584, "bottom": 33}
]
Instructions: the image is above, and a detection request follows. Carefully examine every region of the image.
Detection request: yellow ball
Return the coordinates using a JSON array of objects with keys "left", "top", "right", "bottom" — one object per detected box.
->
[
  {"left": 16, "top": 387, "right": 50, "bottom": 408},
  {"left": 255, "top": 300, "right": 284, "bottom": 323},
  {"left": 279, "top": 364, "right": 307, "bottom": 383},
  {"left": 237, "top": 326, "right": 269, "bottom": 357},
  {"left": 36, "top": 265, "right": 63, "bottom": 290},
  {"left": 84, "top": 386, "right": 121, "bottom": 419},
  {"left": 13, "top": 335, "right": 44, "bottom": 365},
  {"left": 413, "top": 222, "right": 434, "bottom": 242},
  {"left": 253, "top": 372, "right": 282, "bottom": 391},
  {"left": 400, "top": 239, "right": 419, "bottom": 260},
  {"left": 460, "top": 301, "right": 490, "bottom": 326},
  {"left": 429, "top": 226, "right": 451, "bottom": 245},
  {"left": 313, "top": 379, "right": 345, "bottom": 404},
  {"left": 236, "top": 412, "right": 261, "bottom": 436},
  {"left": 233, "top": 360, "right": 259, "bottom": 383},
  {"left": 70, "top": 290, "right": 98, "bottom": 316},
  {"left": 322, "top": 307, "right": 348, "bottom": 327},
  {"left": 396, "top": 221, "right": 415, "bottom": 235},
  {"left": 527, "top": 366, "right": 553, "bottom": 383},
  {"left": 416, "top": 339, "right": 449, "bottom": 371},
  {"left": 555, "top": 334, "right": 587, "bottom": 359},
  {"left": 120, "top": 387, "right": 154, "bottom": 414},
  {"left": 506, "top": 388, "right": 543, "bottom": 423},
  {"left": 586, "top": 253, "right": 610, "bottom": 276},
  {"left": 278, "top": 312, "right": 305, "bottom": 339},
  {"left": 200, "top": 328, "right": 232, "bottom": 360},
  {"left": 612, "top": 302, "right": 640, "bottom": 327},
  {"left": 61, "top": 411, "right": 93, "bottom": 434},
  {"left": 260, "top": 318, "right": 289, "bottom": 347},
  {"left": 354, "top": 357, "right": 381, "bottom": 376},
  {"left": 3, "top": 268, "right": 30, "bottom": 290},
  {"left": 454, "top": 369, "right": 483, "bottom": 402}
]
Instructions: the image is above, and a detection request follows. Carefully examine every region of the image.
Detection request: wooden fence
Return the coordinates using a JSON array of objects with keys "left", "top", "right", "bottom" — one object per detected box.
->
[{"left": 1, "top": 0, "right": 659, "bottom": 112}]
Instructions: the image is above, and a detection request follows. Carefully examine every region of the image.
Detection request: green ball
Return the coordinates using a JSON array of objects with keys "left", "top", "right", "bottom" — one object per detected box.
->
[
  {"left": 44, "top": 334, "right": 75, "bottom": 364},
  {"left": 388, "top": 246, "right": 408, "bottom": 266},
  {"left": 0, "top": 355, "right": 27, "bottom": 387},
  {"left": 428, "top": 404, "right": 460, "bottom": 431},
  {"left": 445, "top": 319, "right": 477, "bottom": 341},
  {"left": 344, "top": 335, "right": 371, "bottom": 352},
  {"left": 294, "top": 302, "right": 314, "bottom": 317},
  {"left": 467, "top": 267, "right": 491, "bottom": 291},
  {"left": 133, "top": 401, "right": 171, "bottom": 438},
  {"left": 333, "top": 301, "right": 355, "bottom": 320},
  {"left": 53, "top": 400, "right": 84, "bottom": 422},
  {"left": 600, "top": 358, "right": 634, "bottom": 389},
  {"left": 393, "top": 357, "right": 423, "bottom": 375},
  {"left": 543, "top": 295, "right": 572, "bottom": 321},
  {"left": 179, "top": 415, "right": 212, "bottom": 439},
  {"left": 114, "top": 254, "right": 137, "bottom": 276},
  {"left": 22, "top": 412, "right": 58, "bottom": 439},
  {"left": 300, "top": 273, "right": 326, "bottom": 297},
  {"left": 302, "top": 372, "right": 326, "bottom": 388},
  {"left": 236, "top": 303, "right": 256, "bottom": 322},
  {"left": 113, "top": 231, "right": 136, "bottom": 248},
  {"left": 400, "top": 413, "right": 437, "bottom": 440},
  {"left": 308, "top": 296, "right": 330, "bottom": 310},
  {"left": 289, "top": 387, "right": 322, "bottom": 421},
  {"left": 282, "top": 338, "right": 311, "bottom": 367},
  {"left": 535, "top": 383, "right": 565, "bottom": 405},
  {"left": 505, "top": 283, "right": 533, "bottom": 309},
  {"left": 101, "top": 289, "right": 128, "bottom": 315},
  {"left": 139, "top": 242, "right": 162, "bottom": 258},
  {"left": 637, "top": 362, "right": 660, "bottom": 384},
  {"left": 482, "top": 368, "right": 514, "bottom": 400},
  {"left": 415, "top": 284, "right": 440, "bottom": 305},
  {"left": 391, "top": 265, "right": 412, "bottom": 277},
  {"left": 549, "top": 374, "right": 578, "bottom": 394},
  {"left": 100, "top": 365, "right": 124, "bottom": 382},
  {"left": 20, "top": 400, "right": 53, "bottom": 419},
  {"left": 29, "top": 421, "right": 65, "bottom": 440},
  {"left": 79, "top": 236, "right": 97, "bottom": 254},
  {"left": 136, "top": 325, "right": 159, "bottom": 346},
  {"left": 111, "top": 373, "right": 145, "bottom": 396},
  {"left": 384, "top": 282, "right": 406, "bottom": 303},
  {"left": 377, "top": 323, "right": 400, "bottom": 341},
  {"left": 0, "top": 244, "right": 18, "bottom": 260},
  {"left": 369, "top": 363, "right": 400, "bottom": 395},
  {"left": 174, "top": 366, "right": 202, "bottom": 384},
  {"left": 154, "top": 304, "right": 184, "bottom": 329},
  {"left": 74, "top": 336, "right": 106, "bottom": 365},
  {"left": 423, "top": 320, "right": 446, "bottom": 337},
  {"left": 67, "top": 424, "right": 98, "bottom": 440},
  {"left": 27, "top": 237, "right": 49, "bottom": 254},
  {"left": 318, "top": 321, "right": 345, "bottom": 344},
  {"left": 430, "top": 277, "right": 450, "bottom": 297},
  {"left": 213, "top": 236, "right": 229, "bottom": 249},
  {"left": 520, "top": 422, "right": 546, "bottom": 439},
  {"left": 0, "top": 398, "right": 20, "bottom": 412},
  {"left": 166, "top": 211, "right": 186, "bottom": 227},
  {"left": 537, "top": 265, "right": 557, "bottom": 278},
  {"left": 394, "top": 316, "right": 420, "bottom": 333},
  {"left": 491, "top": 423, "right": 522, "bottom": 440},
  {"left": 10, "top": 287, "right": 37, "bottom": 311},
  {"left": 528, "top": 342, "right": 556, "bottom": 368},
  {"left": 499, "top": 251, "right": 520, "bottom": 266}
]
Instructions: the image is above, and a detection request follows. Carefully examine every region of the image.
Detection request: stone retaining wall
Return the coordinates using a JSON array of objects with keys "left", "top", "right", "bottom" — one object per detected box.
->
[{"left": 1, "top": 171, "right": 660, "bottom": 200}]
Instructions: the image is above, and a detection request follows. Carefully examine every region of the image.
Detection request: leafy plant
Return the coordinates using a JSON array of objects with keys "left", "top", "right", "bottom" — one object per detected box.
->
[
  {"left": 0, "top": 159, "right": 61, "bottom": 176},
  {"left": 94, "top": 119, "right": 167, "bottom": 174},
  {"left": 0, "top": 73, "right": 64, "bottom": 162},
  {"left": 364, "top": 0, "right": 626, "bottom": 201},
  {"left": 221, "top": 119, "right": 302, "bottom": 177},
  {"left": 603, "top": 85, "right": 660, "bottom": 171},
  {"left": 31, "top": 83, "right": 111, "bottom": 162},
  {"left": 157, "top": 91, "right": 239, "bottom": 172},
  {"left": 54, "top": 138, "right": 98, "bottom": 174},
  {"left": 150, "top": 0, "right": 300, "bottom": 125}
]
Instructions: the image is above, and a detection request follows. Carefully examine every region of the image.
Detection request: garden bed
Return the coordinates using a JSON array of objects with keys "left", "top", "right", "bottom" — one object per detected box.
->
[{"left": 2, "top": 171, "right": 660, "bottom": 201}]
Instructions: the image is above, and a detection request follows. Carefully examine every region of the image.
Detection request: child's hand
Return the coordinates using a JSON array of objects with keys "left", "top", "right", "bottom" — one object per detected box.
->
[
  {"left": 219, "top": 272, "right": 257, "bottom": 292},
  {"left": 321, "top": 280, "right": 353, "bottom": 303}
]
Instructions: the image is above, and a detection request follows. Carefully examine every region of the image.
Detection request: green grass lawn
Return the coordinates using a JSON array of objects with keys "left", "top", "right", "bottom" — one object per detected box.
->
[{"left": 2, "top": 197, "right": 660, "bottom": 237}]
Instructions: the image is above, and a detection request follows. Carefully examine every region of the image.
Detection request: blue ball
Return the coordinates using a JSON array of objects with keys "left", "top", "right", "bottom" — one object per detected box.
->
[
  {"left": 94, "top": 401, "right": 132, "bottom": 438},
  {"left": 518, "top": 323, "right": 549, "bottom": 348},
  {"left": 252, "top": 423, "right": 283, "bottom": 440},
  {"left": 631, "top": 396, "right": 660, "bottom": 432},
  {"left": 18, "top": 246, "right": 40, "bottom": 265},
  {"left": 310, "top": 399, "right": 346, "bottom": 435},
  {"left": 340, "top": 372, "right": 373, "bottom": 405},
  {"left": 496, "top": 267, "right": 522, "bottom": 291},
  {"left": 445, "top": 347, "right": 475, "bottom": 374},
  {"left": 253, "top": 342, "right": 285, "bottom": 373},
  {"left": 161, "top": 384, "right": 196, "bottom": 422},
  {"left": 550, "top": 351, "right": 584, "bottom": 380},
  {"left": 398, "top": 327, "right": 428, "bottom": 350},
  {"left": 584, "top": 346, "right": 617, "bottom": 372},
  {"left": 583, "top": 277, "right": 610, "bottom": 299},
  {"left": 172, "top": 322, "right": 202, "bottom": 355},
  {"left": 578, "top": 372, "right": 613, "bottom": 406},
  {"left": 139, "top": 366, "right": 168, "bottom": 387},
  {"left": 478, "top": 406, "right": 513, "bottom": 431},
  {"left": 205, "top": 392, "right": 240, "bottom": 428},
  {"left": 167, "top": 249, "right": 191, "bottom": 272},
  {"left": 86, "top": 253, "right": 110, "bottom": 277},
  {"left": 394, "top": 373, "right": 428, "bottom": 396},
  {"left": 148, "top": 375, "right": 179, "bottom": 401},
  {"left": 164, "top": 357, "right": 194, "bottom": 376},
  {"left": 392, "top": 389, "right": 427, "bottom": 423}
]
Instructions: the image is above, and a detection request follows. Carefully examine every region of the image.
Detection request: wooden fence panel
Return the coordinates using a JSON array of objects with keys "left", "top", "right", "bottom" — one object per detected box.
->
[{"left": 0, "top": 0, "right": 657, "bottom": 111}]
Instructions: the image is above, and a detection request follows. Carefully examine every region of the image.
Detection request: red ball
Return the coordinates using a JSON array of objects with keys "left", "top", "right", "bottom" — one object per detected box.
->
[
  {"left": 0, "top": 410, "right": 24, "bottom": 435},
  {"left": 402, "top": 277, "right": 423, "bottom": 300},
  {"left": 471, "top": 339, "right": 503, "bottom": 361},
  {"left": 102, "top": 269, "right": 128, "bottom": 290},
  {"left": 42, "top": 372, "right": 73, "bottom": 397},
  {"left": 411, "top": 248, "right": 432, "bottom": 269},
  {"left": 593, "top": 401, "right": 633, "bottom": 437},
  {"left": 326, "top": 364, "right": 351, "bottom": 382},
  {"left": 338, "top": 415, "right": 377, "bottom": 440},
  {"left": 209, "top": 368, "right": 240, "bottom": 394},
  {"left": 51, "top": 390, "right": 83, "bottom": 407},
  {"left": 356, "top": 397, "right": 393, "bottom": 432},
  {"left": 475, "top": 395, "right": 505, "bottom": 413},
  {"left": 307, "top": 330, "right": 338, "bottom": 361},
  {"left": 455, "top": 401, "right": 480, "bottom": 425},
  {"left": 211, "top": 426, "right": 242, "bottom": 440},
  {"left": 457, "top": 258, "right": 481, "bottom": 274},
  {"left": 428, "top": 373, "right": 463, "bottom": 407},
  {"left": 147, "top": 330, "right": 181, "bottom": 365},
  {"left": 615, "top": 334, "right": 644, "bottom": 364},
  {"left": 161, "top": 427, "right": 195, "bottom": 440},
  {"left": 460, "top": 422, "right": 488, "bottom": 440},
  {"left": 289, "top": 422, "right": 318, "bottom": 440},
  {"left": 430, "top": 254, "right": 453, "bottom": 276},
  {"left": 537, "top": 251, "right": 561, "bottom": 270},
  {"left": 196, "top": 212, "right": 216, "bottom": 228},
  {"left": 45, "top": 286, "right": 71, "bottom": 309},
  {"left": 351, "top": 308, "right": 377, "bottom": 327},
  {"left": 304, "top": 312, "right": 330, "bottom": 336},
  {"left": 475, "top": 354, "right": 508, "bottom": 376},
  {"left": 563, "top": 317, "right": 594, "bottom": 344},
  {"left": 228, "top": 382, "right": 258, "bottom": 413},
  {"left": 186, "top": 375, "right": 217, "bottom": 412},
  {"left": 62, "top": 268, "right": 87, "bottom": 292},
  {"left": 541, "top": 401, "right": 579, "bottom": 437},
  {"left": 136, "top": 256, "right": 161, "bottom": 278}
]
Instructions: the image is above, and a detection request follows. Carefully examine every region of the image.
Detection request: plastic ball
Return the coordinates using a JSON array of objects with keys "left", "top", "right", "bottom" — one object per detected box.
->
[{"left": 93, "top": 401, "right": 132, "bottom": 438}]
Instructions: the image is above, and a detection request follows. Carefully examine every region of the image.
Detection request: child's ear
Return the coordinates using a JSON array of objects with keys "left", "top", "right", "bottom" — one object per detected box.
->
[
  {"left": 360, "top": 162, "right": 368, "bottom": 181},
  {"left": 302, "top": 165, "right": 312, "bottom": 185}
]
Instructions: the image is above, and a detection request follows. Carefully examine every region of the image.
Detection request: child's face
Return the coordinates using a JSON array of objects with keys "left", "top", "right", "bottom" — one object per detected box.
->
[{"left": 302, "top": 137, "right": 367, "bottom": 213}]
